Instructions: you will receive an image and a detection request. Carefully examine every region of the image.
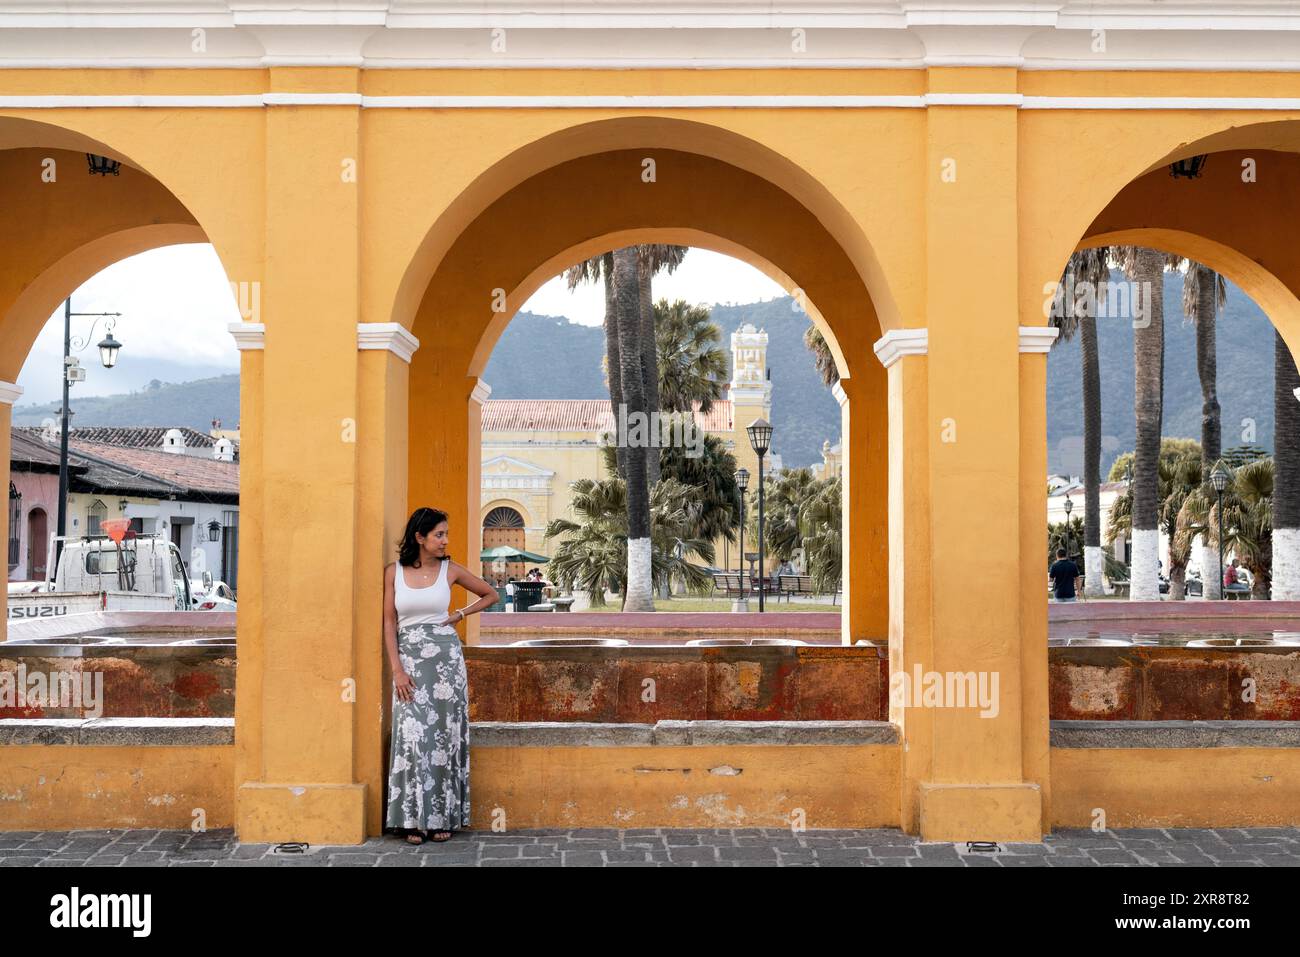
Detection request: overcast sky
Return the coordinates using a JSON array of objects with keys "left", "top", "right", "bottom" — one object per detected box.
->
[{"left": 15, "top": 244, "right": 786, "bottom": 406}]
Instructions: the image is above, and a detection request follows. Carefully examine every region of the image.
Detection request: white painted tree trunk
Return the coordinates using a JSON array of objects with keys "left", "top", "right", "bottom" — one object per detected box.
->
[
  {"left": 1129, "top": 529, "right": 1161, "bottom": 601},
  {"left": 624, "top": 537, "right": 655, "bottom": 612},
  {"left": 1084, "top": 546, "right": 1105, "bottom": 598},
  {"left": 1198, "top": 540, "right": 1221, "bottom": 600},
  {"left": 1273, "top": 527, "right": 1300, "bottom": 600}
]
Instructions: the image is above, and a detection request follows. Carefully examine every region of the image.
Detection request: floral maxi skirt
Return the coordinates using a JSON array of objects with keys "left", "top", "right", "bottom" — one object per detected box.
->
[{"left": 385, "top": 623, "right": 470, "bottom": 832}]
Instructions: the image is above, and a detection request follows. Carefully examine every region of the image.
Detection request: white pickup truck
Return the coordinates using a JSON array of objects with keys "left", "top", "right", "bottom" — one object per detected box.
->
[{"left": 7, "top": 534, "right": 193, "bottom": 621}]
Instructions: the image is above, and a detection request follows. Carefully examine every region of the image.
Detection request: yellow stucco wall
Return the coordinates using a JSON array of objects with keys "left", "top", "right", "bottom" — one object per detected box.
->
[
  {"left": 1, "top": 61, "right": 1300, "bottom": 842},
  {"left": 0, "top": 745, "right": 234, "bottom": 831}
]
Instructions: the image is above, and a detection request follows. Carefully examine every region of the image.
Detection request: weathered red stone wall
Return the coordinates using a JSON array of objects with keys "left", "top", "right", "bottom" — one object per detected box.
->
[
  {"left": 1049, "top": 647, "right": 1300, "bottom": 721},
  {"left": 465, "top": 645, "right": 889, "bottom": 722},
  {"left": 0, "top": 647, "right": 236, "bottom": 718}
]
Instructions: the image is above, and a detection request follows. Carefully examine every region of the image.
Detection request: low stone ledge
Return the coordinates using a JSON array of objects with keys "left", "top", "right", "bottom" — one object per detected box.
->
[
  {"left": 0, "top": 717, "right": 234, "bottom": 746},
  {"left": 1051, "top": 720, "right": 1300, "bottom": 749},
  {"left": 470, "top": 722, "right": 656, "bottom": 748},
  {"left": 470, "top": 720, "right": 897, "bottom": 748}
]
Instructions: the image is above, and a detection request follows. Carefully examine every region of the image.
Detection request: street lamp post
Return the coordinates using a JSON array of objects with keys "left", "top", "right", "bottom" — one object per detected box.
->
[
  {"left": 734, "top": 467, "right": 749, "bottom": 613},
  {"left": 1063, "top": 493, "right": 1074, "bottom": 560},
  {"left": 746, "top": 418, "right": 774, "bottom": 613},
  {"left": 1210, "top": 465, "right": 1231, "bottom": 602},
  {"left": 54, "top": 298, "right": 122, "bottom": 570}
]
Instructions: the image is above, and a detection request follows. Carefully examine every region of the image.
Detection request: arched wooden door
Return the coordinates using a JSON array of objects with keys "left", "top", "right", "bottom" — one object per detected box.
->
[{"left": 482, "top": 505, "right": 526, "bottom": 583}]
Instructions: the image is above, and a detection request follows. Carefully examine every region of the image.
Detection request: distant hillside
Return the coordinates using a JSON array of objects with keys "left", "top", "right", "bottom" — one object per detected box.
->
[
  {"left": 484, "top": 300, "right": 843, "bottom": 468},
  {"left": 1046, "top": 270, "right": 1278, "bottom": 477},
  {"left": 9, "top": 271, "right": 1279, "bottom": 478},
  {"left": 11, "top": 374, "right": 239, "bottom": 432}
]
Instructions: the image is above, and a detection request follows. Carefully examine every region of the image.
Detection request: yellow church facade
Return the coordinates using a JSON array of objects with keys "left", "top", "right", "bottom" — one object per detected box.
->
[{"left": 5, "top": 2, "right": 1300, "bottom": 845}]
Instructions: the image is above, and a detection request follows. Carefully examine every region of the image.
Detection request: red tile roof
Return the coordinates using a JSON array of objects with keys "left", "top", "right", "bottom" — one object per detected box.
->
[
  {"left": 482, "top": 399, "right": 734, "bottom": 433},
  {"left": 68, "top": 440, "right": 239, "bottom": 497},
  {"left": 67, "top": 426, "right": 220, "bottom": 449}
]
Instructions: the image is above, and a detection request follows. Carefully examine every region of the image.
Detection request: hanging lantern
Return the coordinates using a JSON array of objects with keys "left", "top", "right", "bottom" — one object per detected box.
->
[
  {"left": 97, "top": 329, "right": 122, "bottom": 368},
  {"left": 86, "top": 153, "right": 121, "bottom": 176},
  {"left": 1169, "top": 155, "right": 1209, "bottom": 179}
]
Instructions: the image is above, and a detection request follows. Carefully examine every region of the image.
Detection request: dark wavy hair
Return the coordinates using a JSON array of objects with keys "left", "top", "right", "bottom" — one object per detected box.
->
[{"left": 398, "top": 507, "right": 450, "bottom": 567}]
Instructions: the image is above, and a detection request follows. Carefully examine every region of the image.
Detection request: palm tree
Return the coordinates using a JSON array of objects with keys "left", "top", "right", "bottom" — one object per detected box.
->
[
  {"left": 803, "top": 325, "right": 839, "bottom": 386},
  {"left": 1051, "top": 247, "right": 1109, "bottom": 596},
  {"left": 749, "top": 467, "right": 818, "bottom": 563},
  {"left": 799, "top": 477, "right": 842, "bottom": 595},
  {"left": 1212, "top": 458, "right": 1275, "bottom": 599},
  {"left": 1158, "top": 448, "right": 1204, "bottom": 599},
  {"left": 612, "top": 246, "right": 654, "bottom": 611},
  {"left": 565, "top": 252, "right": 624, "bottom": 478},
  {"left": 1116, "top": 246, "right": 1166, "bottom": 600},
  {"left": 1273, "top": 331, "right": 1300, "bottom": 599},
  {"left": 637, "top": 245, "right": 688, "bottom": 486},
  {"left": 1183, "top": 263, "right": 1226, "bottom": 472},
  {"left": 544, "top": 477, "right": 714, "bottom": 607},
  {"left": 656, "top": 434, "right": 740, "bottom": 545},
  {"left": 654, "top": 299, "right": 728, "bottom": 413},
  {"left": 600, "top": 433, "right": 741, "bottom": 569}
]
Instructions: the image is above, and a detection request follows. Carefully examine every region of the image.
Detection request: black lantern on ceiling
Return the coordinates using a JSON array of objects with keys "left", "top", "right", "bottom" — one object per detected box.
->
[
  {"left": 1169, "top": 155, "right": 1209, "bottom": 179},
  {"left": 86, "top": 153, "right": 121, "bottom": 176}
]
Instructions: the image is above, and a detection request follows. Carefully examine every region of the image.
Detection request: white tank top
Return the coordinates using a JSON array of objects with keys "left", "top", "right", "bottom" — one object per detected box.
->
[{"left": 394, "top": 558, "right": 452, "bottom": 630}]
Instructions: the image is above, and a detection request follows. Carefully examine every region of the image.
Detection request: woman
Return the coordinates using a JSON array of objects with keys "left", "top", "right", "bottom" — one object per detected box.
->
[{"left": 384, "top": 507, "right": 498, "bottom": 844}]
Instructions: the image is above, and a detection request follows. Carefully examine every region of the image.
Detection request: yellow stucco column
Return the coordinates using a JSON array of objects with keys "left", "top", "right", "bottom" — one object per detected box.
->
[
  {"left": 354, "top": 323, "right": 416, "bottom": 836},
  {"left": 912, "top": 80, "right": 1043, "bottom": 841},
  {"left": 229, "top": 321, "right": 265, "bottom": 832},
  {"left": 878, "top": 332, "right": 932, "bottom": 834},
  {"left": 836, "top": 369, "right": 889, "bottom": 644},
  {"left": 408, "top": 367, "right": 481, "bottom": 642},
  {"left": 1019, "top": 327, "right": 1058, "bottom": 827},
  {"left": 465, "top": 378, "right": 490, "bottom": 647},
  {"left": 235, "top": 71, "right": 368, "bottom": 845},
  {"left": 0, "top": 379, "right": 20, "bottom": 643}
]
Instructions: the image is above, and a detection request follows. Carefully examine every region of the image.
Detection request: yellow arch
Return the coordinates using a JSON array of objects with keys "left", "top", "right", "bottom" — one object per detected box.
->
[{"left": 392, "top": 115, "right": 900, "bottom": 336}]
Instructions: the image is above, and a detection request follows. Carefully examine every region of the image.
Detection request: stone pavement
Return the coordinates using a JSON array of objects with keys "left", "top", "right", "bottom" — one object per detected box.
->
[{"left": 4, "top": 826, "right": 1300, "bottom": 866}]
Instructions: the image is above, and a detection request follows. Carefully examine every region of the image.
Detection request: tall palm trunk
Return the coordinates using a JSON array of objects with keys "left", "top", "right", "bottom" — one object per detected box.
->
[
  {"left": 1128, "top": 247, "right": 1165, "bottom": 601},
  {"left": 1273, "top": 330, "right": 1300, "bottom": 599},
  {"left": 613, "top": 247, "right": 654, "bottom": 611},
  {"left": 637, "top": 250, "right": 661, "bottom": 487},
  {"left": 1081, "top": 311, "right": 1104, "bottom": 596},
  {"left": 1193, "top": 265, "right": 1222, "bottom": 471},
  {"left": 598, "top": 252, "right": 628, "bottom": 480}
]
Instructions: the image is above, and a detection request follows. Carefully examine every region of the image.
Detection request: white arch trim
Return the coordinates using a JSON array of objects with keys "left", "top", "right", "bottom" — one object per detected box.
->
[
  {"left": 873, "top": 326, "right": 1060, "bottom": 367},
  {"left": 358, "top": 322, "right": 420, "bottom": 363},
  {"left": 227, "top": 322, "right": 265, "bottom": 351}
]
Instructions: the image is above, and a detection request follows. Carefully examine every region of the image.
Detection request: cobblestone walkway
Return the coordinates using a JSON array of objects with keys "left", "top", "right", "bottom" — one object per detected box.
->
[{"left": 4, "top": 827, "right": 1300, "bottom": 866}]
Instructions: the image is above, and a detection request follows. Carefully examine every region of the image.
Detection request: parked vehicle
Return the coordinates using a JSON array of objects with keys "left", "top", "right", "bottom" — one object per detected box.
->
[
  {"left": 7, "top": 533, "right": 192, "bottom": 620},
  {"left": 190, "top": 571, "right": 237, "bottom": 612}
]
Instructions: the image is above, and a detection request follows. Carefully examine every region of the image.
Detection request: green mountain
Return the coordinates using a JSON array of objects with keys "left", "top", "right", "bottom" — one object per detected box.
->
[
  {"left": 484, "top": 298, "right": 843, "bottom": 469},
  {"left": 9, "top": 271, "right": 1279, "bottom": 478},
  {"left": 11, "top": 374, "right": 239, "bottom": 432},
  {"left": 1046, "top": 270, "right": 1278, "bottom": 477}
]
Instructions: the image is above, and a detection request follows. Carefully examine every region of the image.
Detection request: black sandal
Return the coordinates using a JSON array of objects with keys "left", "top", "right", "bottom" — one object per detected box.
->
[
  {"left": 404, "top": 829, "right": 425, "bottom": 845},
  {"left": 428, "top": 830, "right": 452, "bottom": 843}
]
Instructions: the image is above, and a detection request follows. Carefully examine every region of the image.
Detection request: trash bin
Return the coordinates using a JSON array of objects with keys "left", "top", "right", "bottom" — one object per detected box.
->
[
  {"left": 511, "top": 580, "right": 546, "bottom": 613},
  {"left": 485, "top": 585, "right": 509, "bottom": 613}
]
